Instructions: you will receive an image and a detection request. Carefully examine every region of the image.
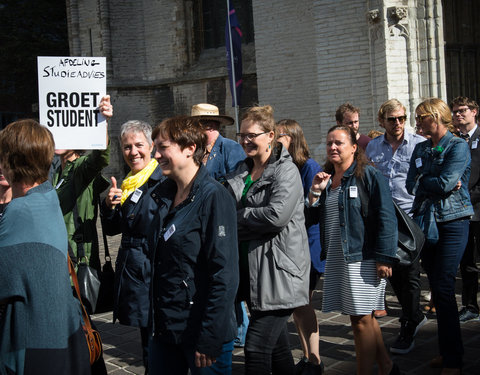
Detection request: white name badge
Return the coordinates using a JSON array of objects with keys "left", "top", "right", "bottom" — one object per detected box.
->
[
  {"left": 349, "top": 186, "right": 358, "bottom": 198},
  {"left": 472, "top": 140, "right": 478, "bottom": 149},
  {"left": 130, "top": 188, "right": 143, "bottom": 203},
  {"left": 415, "top": 158, "right": 422, "bottom": 168},
  {"left": 164, "top": 224, "right": 176, "bottom": 241},
  {"left": 55, "top": 178, "right": 64, "bottom": 189}
]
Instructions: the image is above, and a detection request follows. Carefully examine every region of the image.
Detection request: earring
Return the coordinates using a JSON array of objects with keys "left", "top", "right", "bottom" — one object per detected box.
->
[{"left": 268, "top": 144, "right": 271, "bottom": 149}]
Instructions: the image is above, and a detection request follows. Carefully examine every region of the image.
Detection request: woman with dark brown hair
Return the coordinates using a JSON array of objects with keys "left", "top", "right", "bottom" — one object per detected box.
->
[
  {"left": 0, "top": 120, "right": 91, "bottom": 374},
  {"left": 307, "top": 125, "right": 399, "bottom": 375},
  {"left": 148, "top": 116, "right": 239, "bottom": 374}
]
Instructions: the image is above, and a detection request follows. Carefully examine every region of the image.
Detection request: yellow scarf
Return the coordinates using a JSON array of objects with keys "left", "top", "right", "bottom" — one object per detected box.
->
[{"left": 120, "top": 159, "right": 158, "bottom": 205}]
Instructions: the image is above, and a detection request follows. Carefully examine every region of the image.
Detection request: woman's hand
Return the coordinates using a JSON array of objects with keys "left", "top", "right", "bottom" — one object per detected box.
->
[
  {"left": 195, "top": 351, "right": 216, "bottom": 367},
  {"left": 376, "top": 263, "right": 392, "bottom": 279},
  {"left": 106, "top": 176, "right": 122, "bottom": 209},
  {"left": 99, "top": 95, "right": 113, "bottom": 119},
  {"left": 311, "top": 171, "right": 331, "bottom": 193},
  {"left": 453, "top": 180, "right": 462, "bottom": 191}
]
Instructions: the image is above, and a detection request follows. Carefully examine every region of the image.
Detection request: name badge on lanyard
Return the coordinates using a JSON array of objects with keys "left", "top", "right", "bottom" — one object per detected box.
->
[
  {"left": 415, "top": 158, "right": 422, "bottom": 168},
  {"left": 472, "top": 140, "right": 478, "bottom": 149}
]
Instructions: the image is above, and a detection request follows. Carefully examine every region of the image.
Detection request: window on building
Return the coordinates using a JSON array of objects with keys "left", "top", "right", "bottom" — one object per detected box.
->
[{"left": 194, "top": 0, "right": 254, "bottom": 51}]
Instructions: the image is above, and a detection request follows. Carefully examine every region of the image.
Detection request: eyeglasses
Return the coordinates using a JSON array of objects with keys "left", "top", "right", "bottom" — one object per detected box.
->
[
  {"left": 386, "top": 115, "right": 407, "bottom": 124},
  {"left": 452, "top": 108, "right": 470, "bottom": 115},
  {"left": 236, "top": 132, "right": 267, "bottom": 141},
  {"left": 415, "top": 113, "right": 432, "bottom": 122}
]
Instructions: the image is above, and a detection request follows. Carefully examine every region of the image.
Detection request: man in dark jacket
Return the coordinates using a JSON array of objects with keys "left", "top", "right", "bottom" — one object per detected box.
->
[{"left": 451, "top": 96, "right": 480, "bottom": 322}]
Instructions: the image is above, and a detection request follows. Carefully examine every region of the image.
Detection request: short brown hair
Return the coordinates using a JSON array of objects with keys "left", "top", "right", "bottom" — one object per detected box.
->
[
  {"left": 335, "top": 103, "right": 360, "bottom": 123},
  {"left": 449, "top": 96, "right": 479, "bottom": 121},
  {"left": 275, "top": 119, "right": 310, "bottom": 169},
  {"left": 0, "top": 119, "right": 55, "bottom": 184},
  {"left": 152, "top": 116, "right": 207, "bottom": 165}
]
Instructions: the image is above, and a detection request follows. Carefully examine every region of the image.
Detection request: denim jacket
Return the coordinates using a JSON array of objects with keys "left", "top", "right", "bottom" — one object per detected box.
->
[
  {"left": 306, "top": 163, "right": 398, "bottom": 264},
  {"left": 406, "top": 131, "right": 474, "bottom": 222}
]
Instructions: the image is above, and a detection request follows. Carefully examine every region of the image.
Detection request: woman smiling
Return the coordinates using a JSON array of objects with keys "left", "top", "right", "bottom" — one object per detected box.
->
[
  {"left": 100, "top": 120, "right": 162, "bottom": 372},
  {"left": 224, "top": 106, "right": 310, "bottom": 374},
  {"left": 148, "top": 116, "right": 238, "bottom": 374}
]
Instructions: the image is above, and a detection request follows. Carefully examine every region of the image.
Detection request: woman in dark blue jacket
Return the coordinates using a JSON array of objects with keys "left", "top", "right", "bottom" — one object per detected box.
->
[
  {"left": 406, "top": 98, "right": 473, "bottom": 374},
  {"left": 148, "top": 116, "right": 239, "bottom": 374},
  {"left": 100, "top": 120, "right": 163, "bottom": 372}
]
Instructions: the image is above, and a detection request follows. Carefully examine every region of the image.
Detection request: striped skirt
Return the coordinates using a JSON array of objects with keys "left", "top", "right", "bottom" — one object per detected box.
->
[{"left": 322, "top": 186, "right": 386, "bottom": 316}]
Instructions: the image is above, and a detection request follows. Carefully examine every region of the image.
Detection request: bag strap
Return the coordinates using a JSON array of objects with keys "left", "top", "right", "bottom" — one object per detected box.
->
[
  {"left": 98, "top": 201, "right": 111, "bottom": 260},
  {"left": 68, "top": 254, "right": 95, "bottom": 333}
]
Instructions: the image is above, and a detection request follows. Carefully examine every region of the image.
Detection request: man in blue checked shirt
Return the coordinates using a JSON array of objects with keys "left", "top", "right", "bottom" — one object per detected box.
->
[{"left": 366, "top": 99, "right": 427, "bottom": 355}]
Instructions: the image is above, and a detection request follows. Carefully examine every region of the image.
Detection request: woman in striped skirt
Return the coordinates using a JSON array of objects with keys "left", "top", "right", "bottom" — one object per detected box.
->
[{"left": 306, "top": 125, "right": 399, "bottom": 375}]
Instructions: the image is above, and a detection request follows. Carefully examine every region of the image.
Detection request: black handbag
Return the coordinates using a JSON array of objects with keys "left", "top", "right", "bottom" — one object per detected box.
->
[
  {"left": 357, "top": 177, "right": 425, "bottom": 267},
  {"left": 393, "top": 201, "right": 425, "bottom": 266}
]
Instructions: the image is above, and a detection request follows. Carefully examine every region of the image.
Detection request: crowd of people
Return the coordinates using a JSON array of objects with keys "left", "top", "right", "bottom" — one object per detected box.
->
[{"left": 0, "top": 95, "right": 479, "bottom": 375}]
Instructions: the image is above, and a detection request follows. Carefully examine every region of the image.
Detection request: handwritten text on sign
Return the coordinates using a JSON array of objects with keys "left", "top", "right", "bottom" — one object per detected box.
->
[{"left": 38, "top": 57, "right": 107, "bottom": 149}]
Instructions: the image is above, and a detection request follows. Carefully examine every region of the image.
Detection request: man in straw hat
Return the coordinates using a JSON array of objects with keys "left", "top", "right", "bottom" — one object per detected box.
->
[{"left": 191, "top": 103, "right": 245, "bottom": 181}]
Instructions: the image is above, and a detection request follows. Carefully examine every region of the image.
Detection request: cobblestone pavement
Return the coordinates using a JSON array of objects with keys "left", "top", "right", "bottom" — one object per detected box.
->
[{"left": 94, "top": 223, "right": 480, "bottom": 374}]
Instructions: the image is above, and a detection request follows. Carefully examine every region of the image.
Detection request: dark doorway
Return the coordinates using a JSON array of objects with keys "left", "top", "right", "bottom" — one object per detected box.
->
[{"left": 443, "top": 0, "right": 480, "bottom": 103}]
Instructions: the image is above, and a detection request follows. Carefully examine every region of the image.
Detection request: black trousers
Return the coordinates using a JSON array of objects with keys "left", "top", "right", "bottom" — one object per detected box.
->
[
  {"left": 460, "top": 221, "right": 480, "bottom": 313},
  {"left": 389, "top": 254, "right": 425, "bottom": 326}
]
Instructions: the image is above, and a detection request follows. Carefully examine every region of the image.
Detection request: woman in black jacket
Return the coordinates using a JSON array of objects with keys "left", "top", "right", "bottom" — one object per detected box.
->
[
  {"left": 148, "top": 116, "right": 239, "bottom": 374},
  {"left": 100, "top": 120, "right": 163, "bottom": 372}
]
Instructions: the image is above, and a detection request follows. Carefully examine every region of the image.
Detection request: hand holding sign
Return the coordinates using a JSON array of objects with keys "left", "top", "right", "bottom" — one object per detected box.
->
[
  {"left": 99, "top": 95, "right": 113, "bottom": 119},
  {"left": 106, "top": 176, "right": 122, "bottom": 209}
]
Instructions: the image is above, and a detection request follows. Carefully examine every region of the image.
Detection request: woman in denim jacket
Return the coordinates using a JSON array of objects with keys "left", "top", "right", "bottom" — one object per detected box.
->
[
  {"left": 406, "top": 98, "right": 473, "bottom": 374},
  {"left": 307, "top": 125, "right": 399, "bottom": 375}
]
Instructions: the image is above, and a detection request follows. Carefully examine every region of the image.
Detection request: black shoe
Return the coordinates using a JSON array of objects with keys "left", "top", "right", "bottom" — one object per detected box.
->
[
  {"left": 302, "top": 361, "right": 324, "bottom": 375},
  {"left": 295, "top": 357, "right": 308, "bottom": 375},
  {"left": 389, "top": 362, "right": 401, "bottom": 375},
  {"left": 390, "top": 322, "right": 414, "bottom": 354},
  {"left": 458, "top": 307, "right": 479, "bottom": 323},
  {"left": 295, "top": 357, "right": 324, "bottom": 375}
]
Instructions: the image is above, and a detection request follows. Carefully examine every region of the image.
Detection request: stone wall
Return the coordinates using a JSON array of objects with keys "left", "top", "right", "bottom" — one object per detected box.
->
[{"left": 66, "top": 0, "right": 446, "bottom": 171}]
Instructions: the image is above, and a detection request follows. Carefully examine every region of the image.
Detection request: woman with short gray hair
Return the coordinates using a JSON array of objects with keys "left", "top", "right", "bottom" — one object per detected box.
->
[{"left": 100, "top": 118, "right": 164, "bottom": 373}]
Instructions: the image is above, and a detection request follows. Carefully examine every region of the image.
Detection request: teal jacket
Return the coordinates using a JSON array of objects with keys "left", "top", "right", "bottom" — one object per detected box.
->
[{"left": 0, "top": 182, "right": 90, "bottom": 375}]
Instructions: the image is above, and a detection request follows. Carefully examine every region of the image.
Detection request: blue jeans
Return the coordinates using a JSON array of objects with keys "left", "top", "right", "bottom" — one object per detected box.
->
[
  {"left": 149, "top": 338, "right": 234, "bottom": 375},
  {"left": 244, "top": 308, "right": 294, "bottom": 375},
  {"left": 234, "top": 301, "right": 249, "bottom": 347},
  {"left": 421, "top": 218, "right": 469, "bottom": 368}
]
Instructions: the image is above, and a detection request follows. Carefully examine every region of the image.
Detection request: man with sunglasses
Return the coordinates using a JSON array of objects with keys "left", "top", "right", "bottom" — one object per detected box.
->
[
  {"left": 450, "top": 96, "right": 480, "bottom": 323},
  {"left": 366, "top": 99, "right": 427, "bottom": 355}
]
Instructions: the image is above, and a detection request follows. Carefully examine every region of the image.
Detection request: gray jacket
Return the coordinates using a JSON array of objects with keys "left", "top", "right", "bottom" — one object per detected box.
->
[{"left": 225, "top": 145, "right": 310, "bottom": 311}]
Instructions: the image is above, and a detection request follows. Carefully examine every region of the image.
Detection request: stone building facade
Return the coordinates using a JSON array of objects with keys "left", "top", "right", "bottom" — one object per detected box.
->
[{"left": 66, "top": 0, "right": 464, "bottom": 175}]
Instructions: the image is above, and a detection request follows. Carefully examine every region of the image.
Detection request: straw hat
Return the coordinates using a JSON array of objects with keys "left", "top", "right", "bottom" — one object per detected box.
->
[{"left": 190, "top": 103, "right": 234, "bottom": 126}]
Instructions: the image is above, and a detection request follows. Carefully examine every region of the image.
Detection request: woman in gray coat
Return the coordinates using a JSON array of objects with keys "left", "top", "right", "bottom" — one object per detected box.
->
[{"left": 225, "top": 105, "right": 310, "bottom": 375}]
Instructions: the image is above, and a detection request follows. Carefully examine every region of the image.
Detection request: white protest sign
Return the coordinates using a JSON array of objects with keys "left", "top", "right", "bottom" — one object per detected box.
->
[{"left": 37, "top": 56, "right": 107, "bottom": 149}]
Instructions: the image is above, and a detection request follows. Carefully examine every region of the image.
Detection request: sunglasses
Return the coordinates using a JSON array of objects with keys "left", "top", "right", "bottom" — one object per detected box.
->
[
  {"left": 415, "top": 113, "right": 432, "bottom": 122},
  {"left": 386, "top": 115, "right": 407, "bottom": 124}
]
